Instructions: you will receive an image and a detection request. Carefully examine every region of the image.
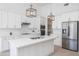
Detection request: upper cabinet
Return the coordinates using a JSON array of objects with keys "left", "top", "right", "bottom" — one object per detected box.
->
[
  {"left": 0, "top": 11, "right": 2, "bottom": 28},
  {"left": 1, "top": 11, "right": 8, "bottom": 28},
  {"left": 62, "top": 11, "right": 79, "bottom": 21},
  {"left": 55, "top": 11, "right": 79, "bottom": 28},
  {"left": 15, "top": 14, "right": 21, "bottom": 28},
  {"left": 8, "top": 12, "right": 15, "bottom": 28},
  {"left": 8, "top": 13, "right": 21, "bottom": 28},
  {"left": 0, "top": 11, "right": 21, "bottom": 28}
]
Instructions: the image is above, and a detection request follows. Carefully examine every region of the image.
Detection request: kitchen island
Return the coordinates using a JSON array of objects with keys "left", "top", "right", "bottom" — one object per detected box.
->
[{"left": 8, "top": 34, "right": 57, "bottom": 56}]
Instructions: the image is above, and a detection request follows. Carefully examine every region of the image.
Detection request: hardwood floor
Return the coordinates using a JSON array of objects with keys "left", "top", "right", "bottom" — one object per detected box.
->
[
  {"left": 50, "top": 46, "right": 79, "bottom": 56},
  {"left": 0, "top": 46, "right": 79, "bottom": 56}
]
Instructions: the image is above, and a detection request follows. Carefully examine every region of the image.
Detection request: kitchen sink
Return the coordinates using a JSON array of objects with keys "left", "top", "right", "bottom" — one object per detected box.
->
[
  {"left": 30, "top": 37, "right": 40, "bottom": 40},
  {"left": 30, "top": 36, "right": 44, "bottom": 40}
]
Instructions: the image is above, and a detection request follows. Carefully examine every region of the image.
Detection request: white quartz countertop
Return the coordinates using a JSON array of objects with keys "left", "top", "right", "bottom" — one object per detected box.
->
[{"left": 8, "top": 34, "right": 57, "bottom": 48}]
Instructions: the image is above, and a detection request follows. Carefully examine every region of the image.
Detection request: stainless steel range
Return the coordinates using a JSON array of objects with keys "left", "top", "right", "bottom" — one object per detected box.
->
[{"left": 62, "top": 21, "right": 79, "bottom": 52}]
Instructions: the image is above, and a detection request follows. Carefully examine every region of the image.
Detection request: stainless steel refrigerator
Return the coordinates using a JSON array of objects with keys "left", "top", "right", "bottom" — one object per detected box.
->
[{"left": 62, "top": 21, "right": 79, "bottom": 52}]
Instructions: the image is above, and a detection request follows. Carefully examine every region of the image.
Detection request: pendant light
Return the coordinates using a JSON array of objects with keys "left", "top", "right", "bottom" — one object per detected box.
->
[
  {"left": 48, "top": 12, "right": 55, "bottom": 21},
  {"left": 26, "top": 4, "right": 37, "bottom": 17}
]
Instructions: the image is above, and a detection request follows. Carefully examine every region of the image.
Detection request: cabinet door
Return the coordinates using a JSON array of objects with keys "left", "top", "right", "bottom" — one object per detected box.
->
[
  {"left": 8, "top": 13, "right": 21, "bottom": 28},
  {"left": 53, "top": 29, "right": 62, "bottom": 46},
  {"left": 8, "top": 12, "right": 15, "bottom": 28},
  {"left": 0, "top": 37, "right": 2, "bottom": 52},
  {"left": 15, "top": 15, "right": 21, "bottom": 28},
  {"left": 2, "top": 37, "right": 9, "bottom": 51},
  {"left": 0, "top": 11, "right": 2, "bottom": 28},
  {"left": 8, "top": 13, "right": 16, "bottom": 28},
  {"left": 33, "top": 17, "right": 40, "bottom": 33},
  {"left": 1, "top": 11, "right": 8, "bottom": 28}
]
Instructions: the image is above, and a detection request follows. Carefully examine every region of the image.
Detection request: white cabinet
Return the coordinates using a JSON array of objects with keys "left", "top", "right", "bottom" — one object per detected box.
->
[
  {"left": 8, "top": 13, "right": 21, "bottom": 28},
  {"left": 1, "top": 11, "right": 8, "bottom": 28},
  {"left": 40, "top": 16, "right": 46, "bottom": 25},
  {"left": 0, "top": 38, "right": 2, "bottom": 52},
  {"left": 32, "top": 17, "right": 40, "bottom": 33},
  {"left": 1, "top": 37, "right": 9, "bottom": 51},
  {"left": 62, "top": 12, "right": 79, "bottom": 21},
  {"left": 8, "top": 12, "right": 16, "bottom": 28},
  {"left": 15, "top": 14, "right": 21, "bottom": 28},
  {"left": 0, "top": 11, "right": 2, "bottom": 28},
  {"left": 53, "top": 29, "right": 62, "bottom": 47},
  {"left": 0, "top": 11, "right": 21, "bottom": 28},
  {"left": 0, "top": 11, "right": 8, "bottom": 28}
]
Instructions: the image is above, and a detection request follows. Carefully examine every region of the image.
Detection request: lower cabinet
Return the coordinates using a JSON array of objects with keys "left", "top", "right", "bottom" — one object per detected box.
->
[
  {"left": 1, "top": 37, "right": 9, "bottom": 51},
  {"left": 53, "top": 29, "right": 62, "bottom": 47}
]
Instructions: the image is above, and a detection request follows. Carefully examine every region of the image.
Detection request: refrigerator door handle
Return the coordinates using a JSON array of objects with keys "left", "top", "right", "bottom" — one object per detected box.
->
[{"left": 68, "top": 26, "right": 70, "bottom": 37}]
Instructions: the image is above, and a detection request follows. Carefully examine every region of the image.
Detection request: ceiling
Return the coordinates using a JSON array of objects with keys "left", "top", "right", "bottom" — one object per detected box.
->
[
  {"left": 40, "top": 3, "right": 79, "bottom": 16},
  {"left": 0, "top": 3, "right": 49, "bottom": 16},
  {"left": 33, "top": 3, "right": 52, "bottom": 7},
  {"left": 0, "top": 3, "right": 78, "bottom": 16}
]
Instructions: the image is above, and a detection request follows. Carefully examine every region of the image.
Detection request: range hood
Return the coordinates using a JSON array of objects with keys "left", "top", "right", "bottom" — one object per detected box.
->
[{"left": 21, "top": 22, "right": 30, "bottom": 25}]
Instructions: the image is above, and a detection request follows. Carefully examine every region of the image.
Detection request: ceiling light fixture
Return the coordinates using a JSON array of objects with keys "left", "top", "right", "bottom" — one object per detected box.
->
[
  {"left": 48, "top": 12, "right": 55, "bottom": 21},
  {"left": 26, "top": 4, "right": 37, "bottom": 17}
]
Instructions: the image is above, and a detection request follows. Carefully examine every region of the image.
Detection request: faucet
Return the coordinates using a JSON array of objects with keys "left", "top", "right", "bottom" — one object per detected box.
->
[{"left": 10, "top": 32, "right": 12, "bottom": 36}]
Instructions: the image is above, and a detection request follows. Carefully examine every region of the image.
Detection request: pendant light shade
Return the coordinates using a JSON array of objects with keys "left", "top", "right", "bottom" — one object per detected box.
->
[
  {"left": 26, "top": 4, "right": 37, "bottom": 17},
  {"left": 48, "top": 12, "right": 55, "bottom": 21}
]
